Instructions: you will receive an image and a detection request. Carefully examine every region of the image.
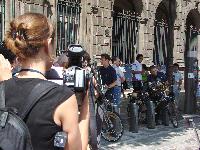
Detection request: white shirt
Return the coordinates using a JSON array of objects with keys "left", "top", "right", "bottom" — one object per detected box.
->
[
  {"left": 131, "top": 60, "right": 142, "bottom": 81},
  {"left": 113, "top": 65, "right": 125, "bottom": 86}
]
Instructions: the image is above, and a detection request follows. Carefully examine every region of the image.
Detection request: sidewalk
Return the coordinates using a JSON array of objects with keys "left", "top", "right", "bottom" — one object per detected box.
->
[
  {"left": 100, "top": 90, "right": 200, "bottom": 150},
  {"left": 101, "top": 119, "right": 200, "bottom": 150}
]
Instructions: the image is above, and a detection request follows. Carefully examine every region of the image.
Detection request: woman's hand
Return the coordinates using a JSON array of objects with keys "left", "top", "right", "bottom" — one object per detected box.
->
[{"left": 0, "top": 54, "right": 12, "bottom": 81}]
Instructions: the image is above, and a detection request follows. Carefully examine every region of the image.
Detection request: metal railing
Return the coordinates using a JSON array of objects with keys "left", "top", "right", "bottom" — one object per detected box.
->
[
  {"left": 57, "top": 0, "right": 81, "bottom": 55},
  {"left": 112, "top": 10, "right": 139, "bottom": 64},
  {"left": 154, "top": 23, "right": 168, "bottom": 65}
]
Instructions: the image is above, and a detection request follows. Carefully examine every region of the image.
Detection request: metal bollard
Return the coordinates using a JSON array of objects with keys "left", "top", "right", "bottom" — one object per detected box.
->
[
  {"left": 127, "top": 102, "right": 138, "bottom": 133},
  {"left": 146, "top": 101, "right": 156, "bottom": 129}
]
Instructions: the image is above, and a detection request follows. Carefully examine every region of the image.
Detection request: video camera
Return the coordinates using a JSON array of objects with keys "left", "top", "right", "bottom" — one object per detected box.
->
[
  {"left": 48, "top": 44, "right": 91, "bottom": 104},
  {"left": 62, "top": 44, "right": 90, "bottom": 104}
]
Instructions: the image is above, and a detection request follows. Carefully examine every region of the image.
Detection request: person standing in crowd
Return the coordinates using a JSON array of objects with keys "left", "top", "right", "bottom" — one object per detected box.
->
[
  {"left": 172, "top": 63, "right": 183, "bottom": 108},
  {"left": 45, "top": 53, "right": 69, "bottom": 79},
  {"left": 132, "top": 54, "right": 144, "bottom": 91},
  {"left": 99, "top": 53, "right": 117, "bottom": 100},
  {"left": 2, "top": 13, "right": 89, "bottom": 150},
  {"left": 147, "top": 65, "right": 167, "bottom": 83},
  {"left": 142, "top": 64, "right": 149, "bottom": 82},
  {"left": 141, "top": 64, "right": 149, "bottom": 90},
  {"left": 123, "top": 63, "right": 132, "bottom": 90},
  {"left": 82, "top": 51, "right": 91, "bottom": 74},
  {"left": 148, "top": 65, "right": 167, "bottom": 125},
  {"left": 112, "top": 56, "right": 125, "bottom": 112},
  {"left": 0, "top": 41, "right": 21, "bottom": 75}
]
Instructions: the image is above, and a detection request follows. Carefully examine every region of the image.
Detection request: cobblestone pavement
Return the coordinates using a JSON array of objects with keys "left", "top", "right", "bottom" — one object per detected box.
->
[
  {"left": 100, "top": 119, "right": 200, "bottom": 150},
  {"left": 100, "top": 96, "right": 200, "bottom": 150}
]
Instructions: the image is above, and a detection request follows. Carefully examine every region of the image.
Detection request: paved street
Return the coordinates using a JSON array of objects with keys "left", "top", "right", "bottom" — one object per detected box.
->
[
  {"left": 100, "top": 96, "right": 200, "bottom": 150},
  {"left": 100, "top": 119, "right": 200, "bottom": 150}
]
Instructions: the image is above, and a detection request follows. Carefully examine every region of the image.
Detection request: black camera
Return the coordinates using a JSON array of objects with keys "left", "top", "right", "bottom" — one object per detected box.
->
[{"left": 62, "top": 44, "right": 91, "bottom": 105}]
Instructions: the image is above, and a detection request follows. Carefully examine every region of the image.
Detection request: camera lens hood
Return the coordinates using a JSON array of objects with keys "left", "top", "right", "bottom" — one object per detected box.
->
[{"left": 67, "top": 44, "right": 84, "bottom": 57}]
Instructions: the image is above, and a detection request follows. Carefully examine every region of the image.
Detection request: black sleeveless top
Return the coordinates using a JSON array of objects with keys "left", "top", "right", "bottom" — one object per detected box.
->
[{"left": 4, "top": 78, "right": 74, "bottom": 150}]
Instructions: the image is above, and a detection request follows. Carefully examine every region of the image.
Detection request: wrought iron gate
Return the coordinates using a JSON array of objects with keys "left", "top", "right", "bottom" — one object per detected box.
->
[
  {"left": 112, "top": 10, "right": 139, "bottom": 64},
  {"left": 57, "top": 0, "right": 81, "bottom": 55},
  {"left": 154, "top": 22, "right": 168, "bottom": 65}
]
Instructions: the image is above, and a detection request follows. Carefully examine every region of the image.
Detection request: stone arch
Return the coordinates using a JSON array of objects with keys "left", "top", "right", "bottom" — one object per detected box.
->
[
  {"left": 153, "top": 0, "right": 177, "bottom": 67},
  {"left": 182, "top": 2, "right": 198, "bottom": 29},
  {"left": 152, "top": 0, "right": 165, "bottom": 21},
  {"left": 113, "top": 0, "right": 143, "bottom": 15}
]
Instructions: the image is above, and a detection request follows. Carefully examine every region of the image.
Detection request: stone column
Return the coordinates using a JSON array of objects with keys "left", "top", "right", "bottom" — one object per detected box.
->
[
  {"left": 4, "top": 0, "right": 12, "bottom": 36},
  {"left": 140, "top": 18, "right": 154, "bottom": 66},
  {"left": 80, "top": 0, "right": 113, "bottom": 59}
]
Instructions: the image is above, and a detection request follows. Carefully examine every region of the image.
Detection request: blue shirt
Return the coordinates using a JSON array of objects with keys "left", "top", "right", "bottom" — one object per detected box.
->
[
  {"left": 99, "top": 65, "right": 117, "bottom": 86},
  {"left": 147, "top": 72, "right": 167, "bottom": 83},
  {"left": 124, "top": 64, "right": 132, "bottom": 82}
]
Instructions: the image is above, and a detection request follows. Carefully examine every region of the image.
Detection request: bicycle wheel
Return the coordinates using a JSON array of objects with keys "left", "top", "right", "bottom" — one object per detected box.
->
[
  {"left": 101, "top": 111, "right": 124, "bottom": 142},
  {"left": 168, "top": 102, "right": 179, "bottom": 128}
]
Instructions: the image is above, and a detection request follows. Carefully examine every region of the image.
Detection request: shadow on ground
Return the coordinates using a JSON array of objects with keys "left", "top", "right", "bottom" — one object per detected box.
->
[{"left": 100, "top": 99, "right": 200, "bottom": 150}]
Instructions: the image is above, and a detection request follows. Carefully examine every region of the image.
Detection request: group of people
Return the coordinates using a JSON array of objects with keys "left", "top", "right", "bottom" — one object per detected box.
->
[
  {"left": 0, "top": 13, "right": 89, "bottom": 150},
  {"left": 0, "top": 12, "right": 184, "bottom": 150},
  {"left": 131, "top": 54, "right": 183, "bottom": 108}
]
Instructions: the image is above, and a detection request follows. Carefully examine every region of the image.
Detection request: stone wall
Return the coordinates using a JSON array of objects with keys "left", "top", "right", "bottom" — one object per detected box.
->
[
  {"left": 2, "top": 0, "right": 200, "bottom": 64},
  {"left": 79, "top": 0, "right": 113, "bottom": 60}
]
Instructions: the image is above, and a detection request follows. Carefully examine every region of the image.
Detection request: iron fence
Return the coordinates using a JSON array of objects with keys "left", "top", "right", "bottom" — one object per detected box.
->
[
  {"left": 57, "top": 0, "right": 81, "bottom": 55},
  {"left": 112, "top": 10, "right": 139, "bottom": 64},
  {"left": 154, "top": 22, "right": 169, "bottom": 65}
]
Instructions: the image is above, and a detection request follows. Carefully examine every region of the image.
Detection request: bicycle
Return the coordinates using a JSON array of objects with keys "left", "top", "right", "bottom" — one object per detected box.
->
[
  {"left": 148, "top": 81, "right": 179, "bottom": 128},
  {"left": 96, "top": 86, "right": 124, "bottom": 142}
]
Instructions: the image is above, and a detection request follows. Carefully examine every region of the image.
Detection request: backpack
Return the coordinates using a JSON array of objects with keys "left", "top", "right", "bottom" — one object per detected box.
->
[{"left": 0, "top": 81, "right": 57, "bottom": 150}]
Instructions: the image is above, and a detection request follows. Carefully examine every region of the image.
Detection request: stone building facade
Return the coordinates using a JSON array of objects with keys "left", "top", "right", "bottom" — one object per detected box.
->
[
  {"left": 1, "top": 0, "right": 200, "bottom": 113},
  {"left": 1, "top": 0, "right": 200, "bottom": 67}
]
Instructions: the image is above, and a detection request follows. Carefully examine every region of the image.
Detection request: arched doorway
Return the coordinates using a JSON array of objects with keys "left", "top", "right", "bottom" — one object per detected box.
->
[
  {"left": 112, "top": 0, "right": 143, "bottom": 64},
  {"left": 184, "top": 9, "right": 200, "bottom": 113},
  {"left": 154, "top": 0, "right": 176, "bottom": 70}
]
